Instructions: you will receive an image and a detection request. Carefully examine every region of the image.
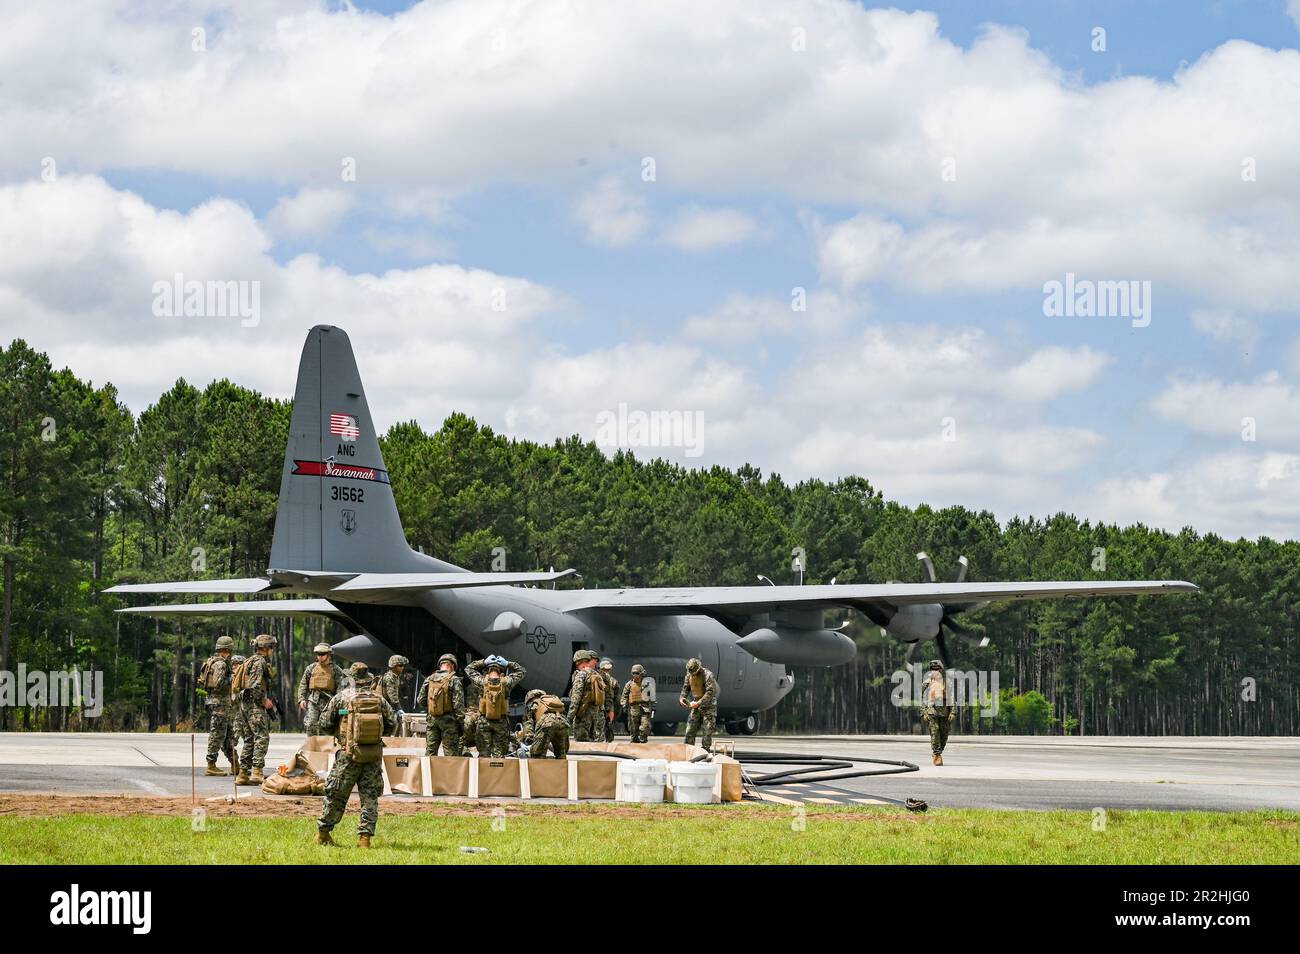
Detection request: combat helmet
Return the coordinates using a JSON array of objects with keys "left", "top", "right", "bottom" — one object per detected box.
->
[
  {"left": 630, "top": 664, "right": 645, "bottom": 676},
  {"left": 525, "top": 688, "right": 545, "bottom": 705},
  {"left": 929, "top": 659, "right": 943, "bottom": 671},
  {"left": 254, "top": 633, "right": 278, "bottom": 650},
  {"left": 215, "top": 635, "right": 235, "bottom": 651},
  {"left": 572, "top": 649, "right": 597, "bottom": 664},
  {"left": 388, "top": 655, "right": 408, "bottom": 668},
  {"left": 438, "top": 653, "right": 457, "bottom": 668},
  {"left": 686, "top": 657, "right": 702, "bottom": 673},
  {"left": 313, "top": 642, "right": 333, "bottom": 655},
  {"left": 349, "top": 661, "right": 374, "bottom": 684},
  {"left": 599, "top": 658, "right": 613, "bottom": 670}
]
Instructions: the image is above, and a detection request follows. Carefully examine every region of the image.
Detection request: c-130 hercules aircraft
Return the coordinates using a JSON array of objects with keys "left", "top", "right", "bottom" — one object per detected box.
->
[{"left": 108, "top": 326, "right": 1197, "bottom": 734}]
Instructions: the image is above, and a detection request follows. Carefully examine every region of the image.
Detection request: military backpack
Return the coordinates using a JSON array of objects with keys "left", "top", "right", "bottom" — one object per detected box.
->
[
  {"left": 341, "top": 689, "right": 385, "bottom": 763},
  {"left": 427, "top": 675, "right": 455, "bottom": 716},
  {"left": 534, "top": 694, "right": 564, "bottom": 721},
  {"left": 480, "top": 679, "right": 509, "bottom": 720},
  {"left": 197, "top": 655, "right": 225, "bottom": 693},
  {"left": 588, "top": 669, "right": 605, "bottom": 708}
]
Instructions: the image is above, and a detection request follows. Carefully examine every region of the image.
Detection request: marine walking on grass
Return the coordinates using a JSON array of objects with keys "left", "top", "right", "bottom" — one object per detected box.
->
[
  {"left": 199, "top": 635, "right": 237, "bottom": 775},
  {"left": 236, "top": 634, "right": 278, "bottom": 785},
  {"left": 567, "top": 650, "right": 606, "bottom": 742},
  {"left": 921, "top": 659, "right": 955, "bottom": 765},
  {"left": 620, "top": 664, "right": 655, "bottom": 743},
  {"left": 680, "top": 657, "right": 719, "bottom": 750},
  {"left": 314, "top": 661, "right": 397, "bottom": 848},
  {"left": 466, "top": 655, "right": 526, "bottom": 757},
  {"left": 297, "top": 643, "right": 351, "bottom": 736},
  {"left": 416, "top": 653, "right": 465, "bottom": 756}
]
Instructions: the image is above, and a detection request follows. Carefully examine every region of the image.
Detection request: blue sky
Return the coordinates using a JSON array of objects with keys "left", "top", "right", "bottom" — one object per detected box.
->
[{"left": 3, "top": 1, "right": 1299, "bottom": 540}]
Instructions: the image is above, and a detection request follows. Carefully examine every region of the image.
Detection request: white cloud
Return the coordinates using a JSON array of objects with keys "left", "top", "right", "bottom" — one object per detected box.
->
[
  {"left": 266, "top": 187, "right": 353, "bottom": 239},
  {"left": 1190, "top": 309, "right": 1258, "bottom": 350},
  {"left": 683, "top": 290, "right": 859, "bottom": 341},
  {"left": 1150, "top": 371, "right": 1300, "bottom": 442},
  {"left": 660, "top": 207, "right": 760, "bottom": 250},
  {"left": 1290, "top": 0, "right": 1300, "bottom": 32},
  {"left": 573, "top": 175, "right": 649, "bottom": 247},
  {"left": 1090, "top": 450, "right": 1300, "bottom": 541}
]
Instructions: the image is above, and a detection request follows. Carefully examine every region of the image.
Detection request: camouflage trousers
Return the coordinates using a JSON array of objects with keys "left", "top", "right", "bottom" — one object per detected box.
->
[
  {"left": 924, "top": 706, "right": 953, "bottom": 755},
  {"left": 240, "top": 704, "right": 271, "bottom": 771},
  {"left": 302, "top": 691, "right": 333, "bottom": 736},
  {"left": 425, "top": 713, "right": 464, "bottom": 757},
  {"left": 529, "top": 714, "right": 570, "bottom": 759},
  {"left": 205, "top": 703, "right": 236, "bottom": 764},
  {"left": 477, "top": 716, "right": 513, "bottom": 758},
  {"left": 604, "top": 708, "right": 616, "bottom": 742},
  {"left": 570, "top": 706, "right": 604, "bottom": 742},
  {"left": 683, "top": 704, "right": 717, "bottom": 750},
  {"left": 317, "top": 752, "right": 384, "bottom": 837},
  {"left": 625, "top": 703, "right": 652, "bottom": 743},
  {"left": 463, "top": 711, "right": 480, "bottom": 751}
]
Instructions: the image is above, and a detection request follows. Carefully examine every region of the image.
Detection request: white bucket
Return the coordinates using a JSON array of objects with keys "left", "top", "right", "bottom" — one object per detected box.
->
[
  {"left": 669, "top": 760, "right": 717, "bottom": 804},
  {"left": 620, "top": 758, "right": 668, "bottom": 803}
]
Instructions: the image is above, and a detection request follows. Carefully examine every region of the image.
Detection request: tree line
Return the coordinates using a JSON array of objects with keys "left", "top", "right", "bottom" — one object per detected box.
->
[{"left": 2, "top": 337, "right": 1296, "bottom": 735}]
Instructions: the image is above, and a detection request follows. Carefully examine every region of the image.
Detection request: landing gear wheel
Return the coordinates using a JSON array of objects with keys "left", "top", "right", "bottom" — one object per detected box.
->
[
  {"left": 738, "top": 714, "right": 758, "bottom": 735},
  {"left": 724, "top": 721, "right": 741, "bottom": 735},
  {"left": 652, "top": 721, "right": 678, "bottom": 736}
]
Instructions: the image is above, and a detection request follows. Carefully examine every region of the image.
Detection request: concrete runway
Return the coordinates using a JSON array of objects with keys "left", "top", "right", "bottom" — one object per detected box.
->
[{"left": 1, "top": 732, "right": 1297, "bottom": 811}]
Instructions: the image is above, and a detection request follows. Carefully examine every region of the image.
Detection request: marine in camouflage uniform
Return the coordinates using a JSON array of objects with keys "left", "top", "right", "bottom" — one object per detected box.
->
[
  {"left": 523, "top": 688, "right": 569, "bottom": 759},
  {"left": 566, "top": 650, "right": 606, "bottom": 742},
  {"left": 679, "top": 657, "right": 719, "bottom": 750},
  {"left": 297, "top": 644, "right": 351, "bottom": 736},
  {"left": 920, "top": 660, "right": 955, "bottom": 765},
  {"left": 599, "top": 659, "right": 619, "bottom": 742},
  {"left": 416, "top": 653, "right": 465, "bottom": 756},
  {"left": 228, "top": 655, "right": 248, "bottom": 761},
  {"left": 237, "top": 634, "right": 278, "bottom": 784},
  {"left": 202, "top": 636, "right": 237, "bottom": 774},
  {"left": 463, "top": 661, "right": 482, "bottom": 753},
  {"left": 619, "top": 664, "right": 655, "bottom": 743},
  {"left": 315, "top": 662, "right": 397, "bottom": 848},
  {"left": 466, "top": 656, "right": 526, "bottom": 757},
  {"left": 379, "top": 655, "right": 408, "bottom": 724}
]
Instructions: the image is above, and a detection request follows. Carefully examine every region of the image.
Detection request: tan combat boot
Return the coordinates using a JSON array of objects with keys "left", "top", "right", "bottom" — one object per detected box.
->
[
  {"left": 204, "top": 761, "right": 226, "bottom": 776},
  {"left": 933, "top": 754, "right": 943, "bottom": 766},
  {"left": 235, "top": 769, "right": 251, "bottom": 785},
  {"left": 357, "top": 835, "right": 371, "bottom": 849},
  {"left": 314, "top": 830, "right": 334, "bottom": 846},
  {"left": 249, "top": 767, "right": 265, "bottom": 785}
]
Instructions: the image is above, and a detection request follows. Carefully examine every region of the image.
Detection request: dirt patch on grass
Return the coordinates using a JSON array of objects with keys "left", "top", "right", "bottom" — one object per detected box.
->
[{"left": 0, "top": 792, "right": 912, "bottom": 822}]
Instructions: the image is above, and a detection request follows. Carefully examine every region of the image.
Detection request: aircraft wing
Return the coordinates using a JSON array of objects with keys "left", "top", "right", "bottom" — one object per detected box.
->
[
  {"left": 561, "top": 580, "right": 1198, "bottom": 616},
  {"left": 114, "top": 598, "right": 348, "bottom": 618},
  {"left": 330, "top": 569, "right": 578, "bottom": 593},
  {"left": 104, "top": 578, "right": 273, "bottom": 594}
]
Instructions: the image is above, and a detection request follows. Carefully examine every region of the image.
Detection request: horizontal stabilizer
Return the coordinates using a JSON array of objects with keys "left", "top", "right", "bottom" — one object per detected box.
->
[
  {"left": 104, "top": 578, "right": 272, "bottom": 594},
  {"left": 115, "top": 598, "right": 345, "bottom": 618},
  {"left": 331, "top": 568, "right": 578, "bottom": 593}
]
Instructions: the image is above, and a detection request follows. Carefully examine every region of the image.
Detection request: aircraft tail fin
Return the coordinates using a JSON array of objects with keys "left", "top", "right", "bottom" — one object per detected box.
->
[{"left": 269, "top": 325, "right": 459, "bottom": 575}]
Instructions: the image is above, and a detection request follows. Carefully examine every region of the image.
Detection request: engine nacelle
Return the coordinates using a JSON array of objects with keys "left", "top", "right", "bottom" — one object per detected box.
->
[
  {"left": 884, "top": 603, "right": 943, "bottom": 643},
  {"left": 735, "top": 626, "right": 857, "bottom": 666}
]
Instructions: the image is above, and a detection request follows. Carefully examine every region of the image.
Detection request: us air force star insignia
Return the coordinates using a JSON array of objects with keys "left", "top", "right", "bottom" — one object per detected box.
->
[
  {"left": 526, "top": 626, "right": 556, "bottom": 654},
  {"left": 340, "top": 509, "right": 357, "bottom": 535}
]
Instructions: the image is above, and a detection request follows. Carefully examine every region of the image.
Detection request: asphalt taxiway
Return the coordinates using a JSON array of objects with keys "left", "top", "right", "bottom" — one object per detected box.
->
[{"left": 0, "top": 732, "right": 1296, "bottom": 811}]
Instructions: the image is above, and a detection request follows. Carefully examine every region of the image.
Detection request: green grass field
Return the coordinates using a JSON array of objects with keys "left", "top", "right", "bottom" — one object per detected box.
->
[{"left": 1, "top": 804, "right": 1296, "bottom": 864}]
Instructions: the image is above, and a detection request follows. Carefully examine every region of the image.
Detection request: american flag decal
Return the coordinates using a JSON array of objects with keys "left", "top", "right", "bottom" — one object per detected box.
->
[{"left": 329, "top": 412, "right": 360, "bottom": 440}]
